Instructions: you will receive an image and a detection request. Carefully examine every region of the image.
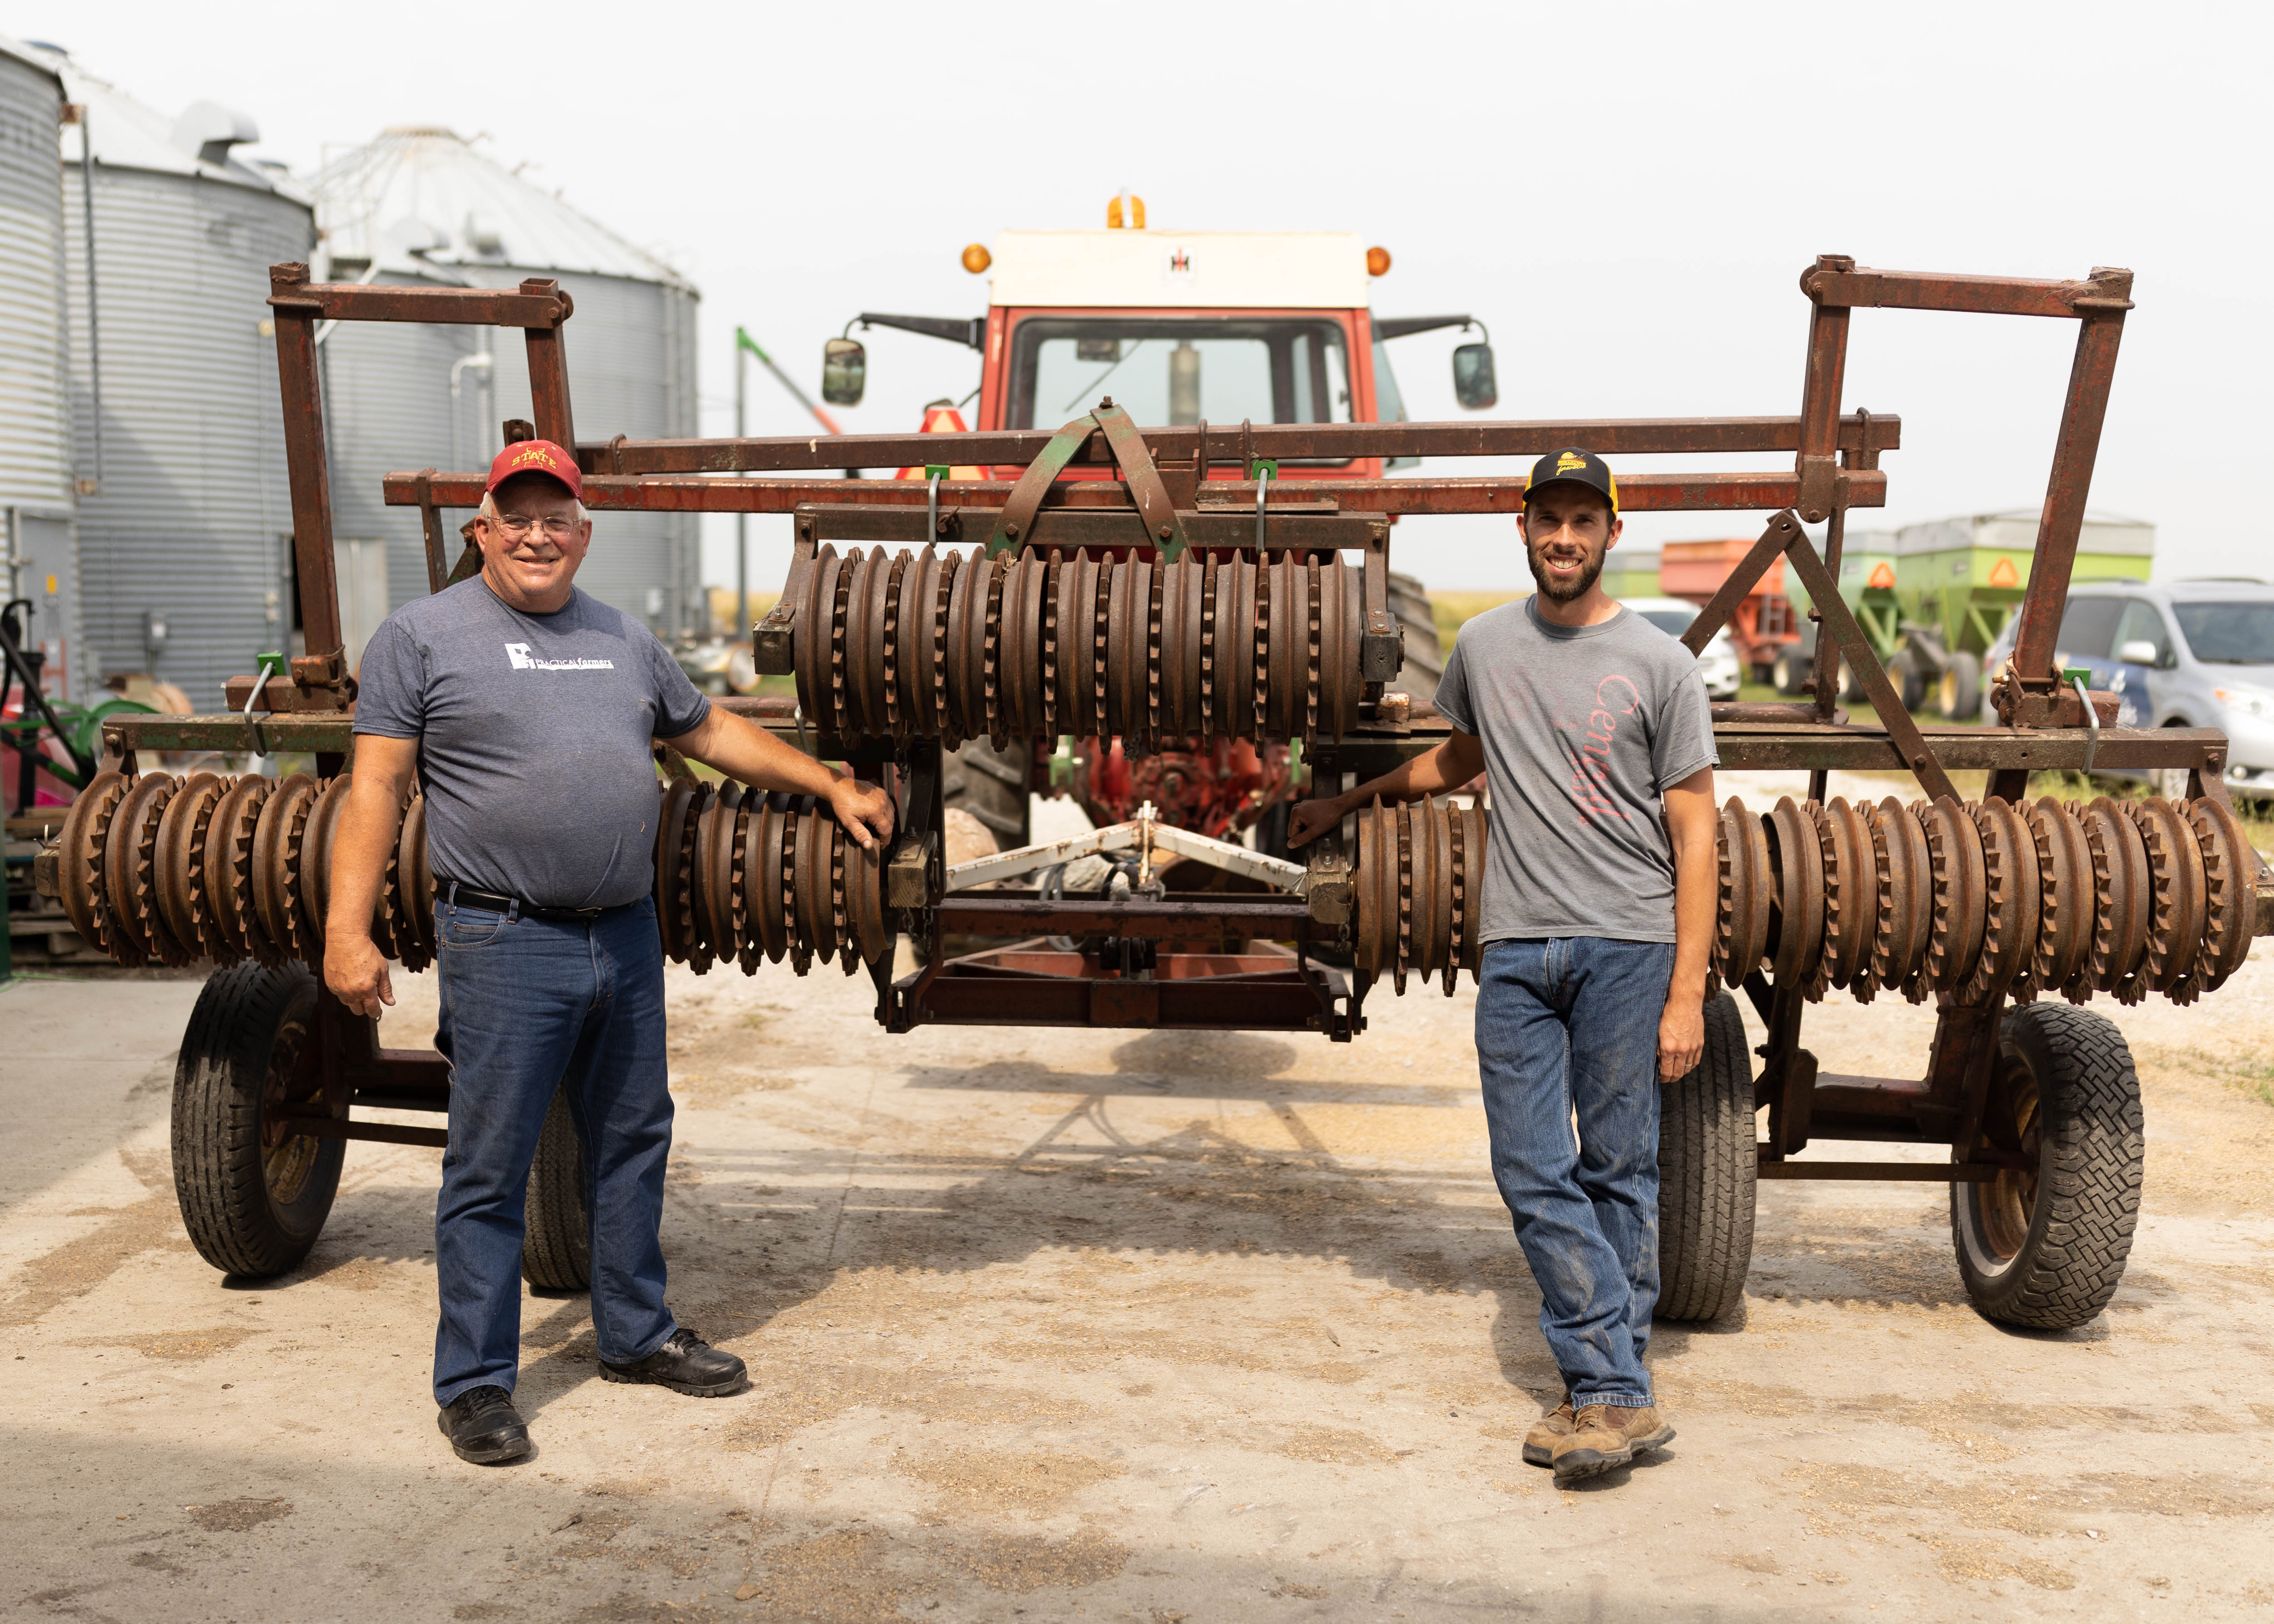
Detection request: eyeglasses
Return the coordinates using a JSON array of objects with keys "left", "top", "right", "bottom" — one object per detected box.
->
[{"left": 488, "top": 514, "right": 581, "bottom": 539}]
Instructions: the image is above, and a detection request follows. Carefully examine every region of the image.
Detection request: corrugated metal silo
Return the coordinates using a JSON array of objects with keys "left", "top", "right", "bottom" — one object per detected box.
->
[
  {"left": 34, "top": 43, "right": 314, "bottom": 708},
  {"left": 0, "top": 39, "right": 80, "bottom": 700},
  {"left": 314, "top": 128, "right": 700, "bottom": 635}
]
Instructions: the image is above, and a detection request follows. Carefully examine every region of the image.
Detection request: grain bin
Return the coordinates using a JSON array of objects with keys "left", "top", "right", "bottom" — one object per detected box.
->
[
  {"left": 312, "top": 128, "right": 699, "bottom": 634},
  {"left": 33, "top": 43, "right": 312, "bottom": 709},
  {"left": 0, "top": 39, "right": 78, "bottom": 699}
]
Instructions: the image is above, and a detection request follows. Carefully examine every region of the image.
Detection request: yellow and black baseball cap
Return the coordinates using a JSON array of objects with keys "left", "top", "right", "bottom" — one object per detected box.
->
[{"left": 1524, "top": 447, "right": 1618, "bottom": 517}]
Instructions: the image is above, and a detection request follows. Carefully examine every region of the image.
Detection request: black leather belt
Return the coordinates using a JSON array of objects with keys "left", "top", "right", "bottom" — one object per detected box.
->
[{"left": 434, "top": 879, "right": 612, "bottom": 924}]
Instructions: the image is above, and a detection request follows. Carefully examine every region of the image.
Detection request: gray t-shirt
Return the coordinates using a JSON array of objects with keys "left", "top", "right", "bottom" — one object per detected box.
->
[
  {"left": 1432, "top": 598, "right": 1716, "bottom": 943},
  {"left": 354, "top": 579, "right": 711, "bottom": 908}
]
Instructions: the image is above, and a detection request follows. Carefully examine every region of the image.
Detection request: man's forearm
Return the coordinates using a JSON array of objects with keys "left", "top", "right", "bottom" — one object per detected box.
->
[
  {"left": 1671, "top": 843, "right": 1714, "bottom": 996},
  {"left": 676, "top": 710, "right": 848, "bottom": 797},
  {"left": 327, "top": 776, "right": 407, "bottom": 949},
  {"left": 1665, "top": 781, "right": 1718, "bottom": 998},
  {"left": 1318, "top": 737, "right": 1484, "bottom": 821}
]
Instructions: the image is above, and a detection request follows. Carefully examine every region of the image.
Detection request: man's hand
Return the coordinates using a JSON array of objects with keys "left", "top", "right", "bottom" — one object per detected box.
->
[
  {"left": 1286, "top": 797, "right": 1346, "bottom": 850},
  {"left": 327, "top": 934, "right": 395, "bottom": 1020},
  {"left": 1657, "top": 990, "right": 1705, "bottom": 1080},
  {"left": 829, "top": 776, "right": 896, "bottom": 850}
]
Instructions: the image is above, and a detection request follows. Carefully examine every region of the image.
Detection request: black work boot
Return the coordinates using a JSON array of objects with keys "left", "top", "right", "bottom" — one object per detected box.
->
[
  {"left": 600, "top": 1327, "right": 748, "bottom": 1396},
  {"left": 438, "top": 1385, "right": 531, "bottom": 1464}
]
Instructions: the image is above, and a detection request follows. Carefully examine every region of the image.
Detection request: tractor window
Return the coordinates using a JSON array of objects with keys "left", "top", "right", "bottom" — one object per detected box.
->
[{"left": 1008, "top": 318, "right": 1352, "bottom": 442}]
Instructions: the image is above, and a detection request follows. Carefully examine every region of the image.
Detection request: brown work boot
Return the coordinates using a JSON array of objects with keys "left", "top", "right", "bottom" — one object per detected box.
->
[
  {"left": 1523, "top": 1395, "right": 1575, "bottom": 1467},
  {"left": 1551, "top": 1403, "right": 1675, "bottom": 1482}
]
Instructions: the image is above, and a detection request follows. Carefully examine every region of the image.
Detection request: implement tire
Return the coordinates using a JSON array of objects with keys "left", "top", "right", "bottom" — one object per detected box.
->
[
  {"left": 522, "top": 1086, "right": 591, "bottom": 1291},
  {"left": 1656, "top": 991, "right": 1757, "bottom": 1321},
  {"left": 943, "top": 738, "right": 1030, "bottom": 849},
  {"left": 1952, "top": 1001, "right": 2143, "bottom": 1330},
  {"left": 171, "top": 961, "right": 342, "bottom": 1278}
]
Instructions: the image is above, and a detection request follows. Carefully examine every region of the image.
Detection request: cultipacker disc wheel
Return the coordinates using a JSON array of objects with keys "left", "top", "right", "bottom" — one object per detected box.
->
[
  {"left": 1950, "top": 1001, "right": 2143, "bottom": 1330},
  {"left": 1866, "top": 796, "right": 1933, "bottom": 1000},
  {"left": 2129, "top": 798, "right": 2206, "bottom": 996},
  {"left": 58, "top": 769, "right": 130, "bottom": 957},
  {"left": 1713, "top": 799, "right": 1771, "bottom": 993},
  {"left": 2024, "top": 798, "right": 2094, "bottom": 1000},
  {"left": 2185, "top": 795, "right": 2256, "bottom": 993},
  {"left": 1656, "top": 991, "right": 1757, "bottom": 1322},
  {"left": 1764, "top": 797, "right": 1823, "bottom": 988},
  {"left": 654, "top": 778, "right": 701, "bottom": 965},
  {"left": 171, "top": 960, "right": 342, "bottom": 1278},
  {"left": 522, "top": 1085, "right": 591, "bottom": 1292},
  {"left": 205, "top": 776, "right": 274, "bottom": 965},
  {"left": 2077, "top": 797, "right": 2151, "bottom": 1002},
  {"left": 1915, "top": 797, "right": 1987, "bottom": 996},
  {"left": 154, "top": 772, "right": 226, "bottom": 962},
  {"left": 1960, "top": 797, "right": 2040, "bottom": 1005},
  {"left": 250, "top": 773, "right": 318, "bottom": 967},
  {"left": 105, "top": 772, "right": 181, "bottom": 968}
]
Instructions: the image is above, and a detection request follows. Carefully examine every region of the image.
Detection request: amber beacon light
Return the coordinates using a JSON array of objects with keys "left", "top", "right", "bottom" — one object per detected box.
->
[
  {"left": 961, "top": 243, "right": 991, "bottom": 274},
  {"left": 1366, "top": 245, "right": 1392, "bottom": 276}
]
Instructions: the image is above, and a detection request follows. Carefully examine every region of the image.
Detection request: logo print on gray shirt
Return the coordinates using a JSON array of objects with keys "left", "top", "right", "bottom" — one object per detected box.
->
[{"left": 505, "top": 641, "right": 615, "bottom": 673}]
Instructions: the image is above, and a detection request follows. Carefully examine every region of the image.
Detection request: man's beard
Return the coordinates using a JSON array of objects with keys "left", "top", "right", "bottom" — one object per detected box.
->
[{"left": 1526, "top": 536, "right": 1606, "bottom": 603}]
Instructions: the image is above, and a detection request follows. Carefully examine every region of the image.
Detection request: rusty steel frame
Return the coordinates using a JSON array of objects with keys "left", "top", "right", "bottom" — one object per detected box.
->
[{"left": 102, "top": 254, "right": 2264, "bottom": 1194}]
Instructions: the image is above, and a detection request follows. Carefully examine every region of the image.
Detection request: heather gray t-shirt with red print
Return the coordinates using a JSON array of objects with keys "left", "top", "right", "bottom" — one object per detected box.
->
[{"left": 1431, "top": 598, "right": 1716, "bottom": 944}]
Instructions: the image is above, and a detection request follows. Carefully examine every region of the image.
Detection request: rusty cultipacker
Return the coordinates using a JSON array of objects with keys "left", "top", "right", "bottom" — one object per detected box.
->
[{"left": 52, "top": 256, "right": 2274, "bottom": 1329}]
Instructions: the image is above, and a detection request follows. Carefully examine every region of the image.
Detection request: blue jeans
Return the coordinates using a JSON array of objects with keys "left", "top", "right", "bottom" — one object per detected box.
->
[
  {"left": 1476, "top": 936, "right": 1675, "bottom": 1410},
  {"left": 431, "top": 893, "right": 676, "bottom": 1405}
]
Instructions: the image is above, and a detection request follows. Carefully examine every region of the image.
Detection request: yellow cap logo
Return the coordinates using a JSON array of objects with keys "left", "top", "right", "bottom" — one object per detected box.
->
[
  {"left": 511, "top": 445, "right": 559, "bottom": 471},
  {"left": 1555, "top": 451, "right": 1589, "bottom": 475}
]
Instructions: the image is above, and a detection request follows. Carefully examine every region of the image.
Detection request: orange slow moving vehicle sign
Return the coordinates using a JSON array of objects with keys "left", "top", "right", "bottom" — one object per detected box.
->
[{"left": 894, "top": 405, "right": 986, "bottom": 481}]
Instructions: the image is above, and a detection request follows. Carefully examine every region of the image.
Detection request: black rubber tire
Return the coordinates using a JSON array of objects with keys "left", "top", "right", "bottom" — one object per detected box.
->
[
  {"left": 1937, "top": 653, "right": 1983, "bottom": 722},
  {"left": 943, "top": 738, "right": 1030, "bottom": 848},
  {"left": 522, "top": 1085, "right": 591, "bottom": 1291},
  {"left": 1773, "top": 647, "right": 1811, "bottom": 697},
  {"left": 1890, "top": 648, "right": 1928, "bottom": 713},
  {"left": 1656, "top": 992, "right": 1758, "bottom": 1321},
  {"left": 1387, "top": 571, "right": 1443, "bottom": 708},
  {"left": 1951, "top": 1001, "right": 2144, "bottom": 1330},
  {"left": 171, "top": 961, "right": 343, "bottom": 1278}
]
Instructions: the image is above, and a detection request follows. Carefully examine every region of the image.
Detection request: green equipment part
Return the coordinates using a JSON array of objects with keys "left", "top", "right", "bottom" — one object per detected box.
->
[
  {"left": 1893, "top": 509, "right": 2155, "bottom": 658},
  {"left": 1600, "top": 546, "right": 1661, "bottom": 603}
]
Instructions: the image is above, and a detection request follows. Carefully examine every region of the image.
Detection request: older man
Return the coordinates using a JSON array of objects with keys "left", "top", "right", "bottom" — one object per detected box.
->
[{"left": 327, "top": 439, "right": 893, "bottom": 1465}]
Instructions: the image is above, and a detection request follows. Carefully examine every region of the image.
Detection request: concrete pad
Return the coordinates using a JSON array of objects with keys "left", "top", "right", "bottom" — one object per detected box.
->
[{"left": 2, "top": 941, "right": 2271, "bottom": 1620}]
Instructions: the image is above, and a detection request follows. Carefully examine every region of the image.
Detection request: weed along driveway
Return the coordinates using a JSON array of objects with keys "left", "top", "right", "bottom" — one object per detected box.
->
[{"left": 4, "top": 925, "right": 2273, "bottom": 1621}]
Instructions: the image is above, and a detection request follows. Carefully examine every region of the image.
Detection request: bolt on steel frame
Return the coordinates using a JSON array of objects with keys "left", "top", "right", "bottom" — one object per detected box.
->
[{"left": 87, "top": 255, "right": 2272, "bottom": 1209}]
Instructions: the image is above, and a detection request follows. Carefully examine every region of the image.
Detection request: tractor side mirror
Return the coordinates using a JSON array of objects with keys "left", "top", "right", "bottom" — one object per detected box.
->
[
  {"left": 821, "top": 337, "right": 867, "bottom": 407},
  {"left": 1451, "top": 341, "right": 1497, "bottom": 411}
]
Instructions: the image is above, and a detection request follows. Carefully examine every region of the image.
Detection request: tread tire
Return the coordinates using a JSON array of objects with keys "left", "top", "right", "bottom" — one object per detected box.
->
[
  {"left": 1656, "top": 991, "right": 1757, "bottom": 1321},
  {"left": 1951, "top": 1001, "right": 2143, "bottom": 1330},
  {"left": 522, "top": 1085, "right": 592, "bottom": 1290},
  {"left": 943, "top": 738, "right": 1030, "bottom": 848},
  {"left": 171, "top": 961, "right": 342, "bottom": 1278}
]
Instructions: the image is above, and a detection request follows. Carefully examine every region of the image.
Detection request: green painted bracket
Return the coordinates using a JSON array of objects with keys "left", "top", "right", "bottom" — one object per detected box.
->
[{"left": 985, "top": 413, "right": 1097, "bottom": 558}]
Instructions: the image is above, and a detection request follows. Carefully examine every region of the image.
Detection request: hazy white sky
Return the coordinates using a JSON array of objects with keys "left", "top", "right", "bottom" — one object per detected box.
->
[{"left": 22, "top": 0, "right": 2269, "bottom": 593}]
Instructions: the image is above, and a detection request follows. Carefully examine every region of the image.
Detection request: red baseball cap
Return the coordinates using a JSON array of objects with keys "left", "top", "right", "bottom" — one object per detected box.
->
[{"left": 485, "top": 438, "right": 583, "bottom": 501}]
